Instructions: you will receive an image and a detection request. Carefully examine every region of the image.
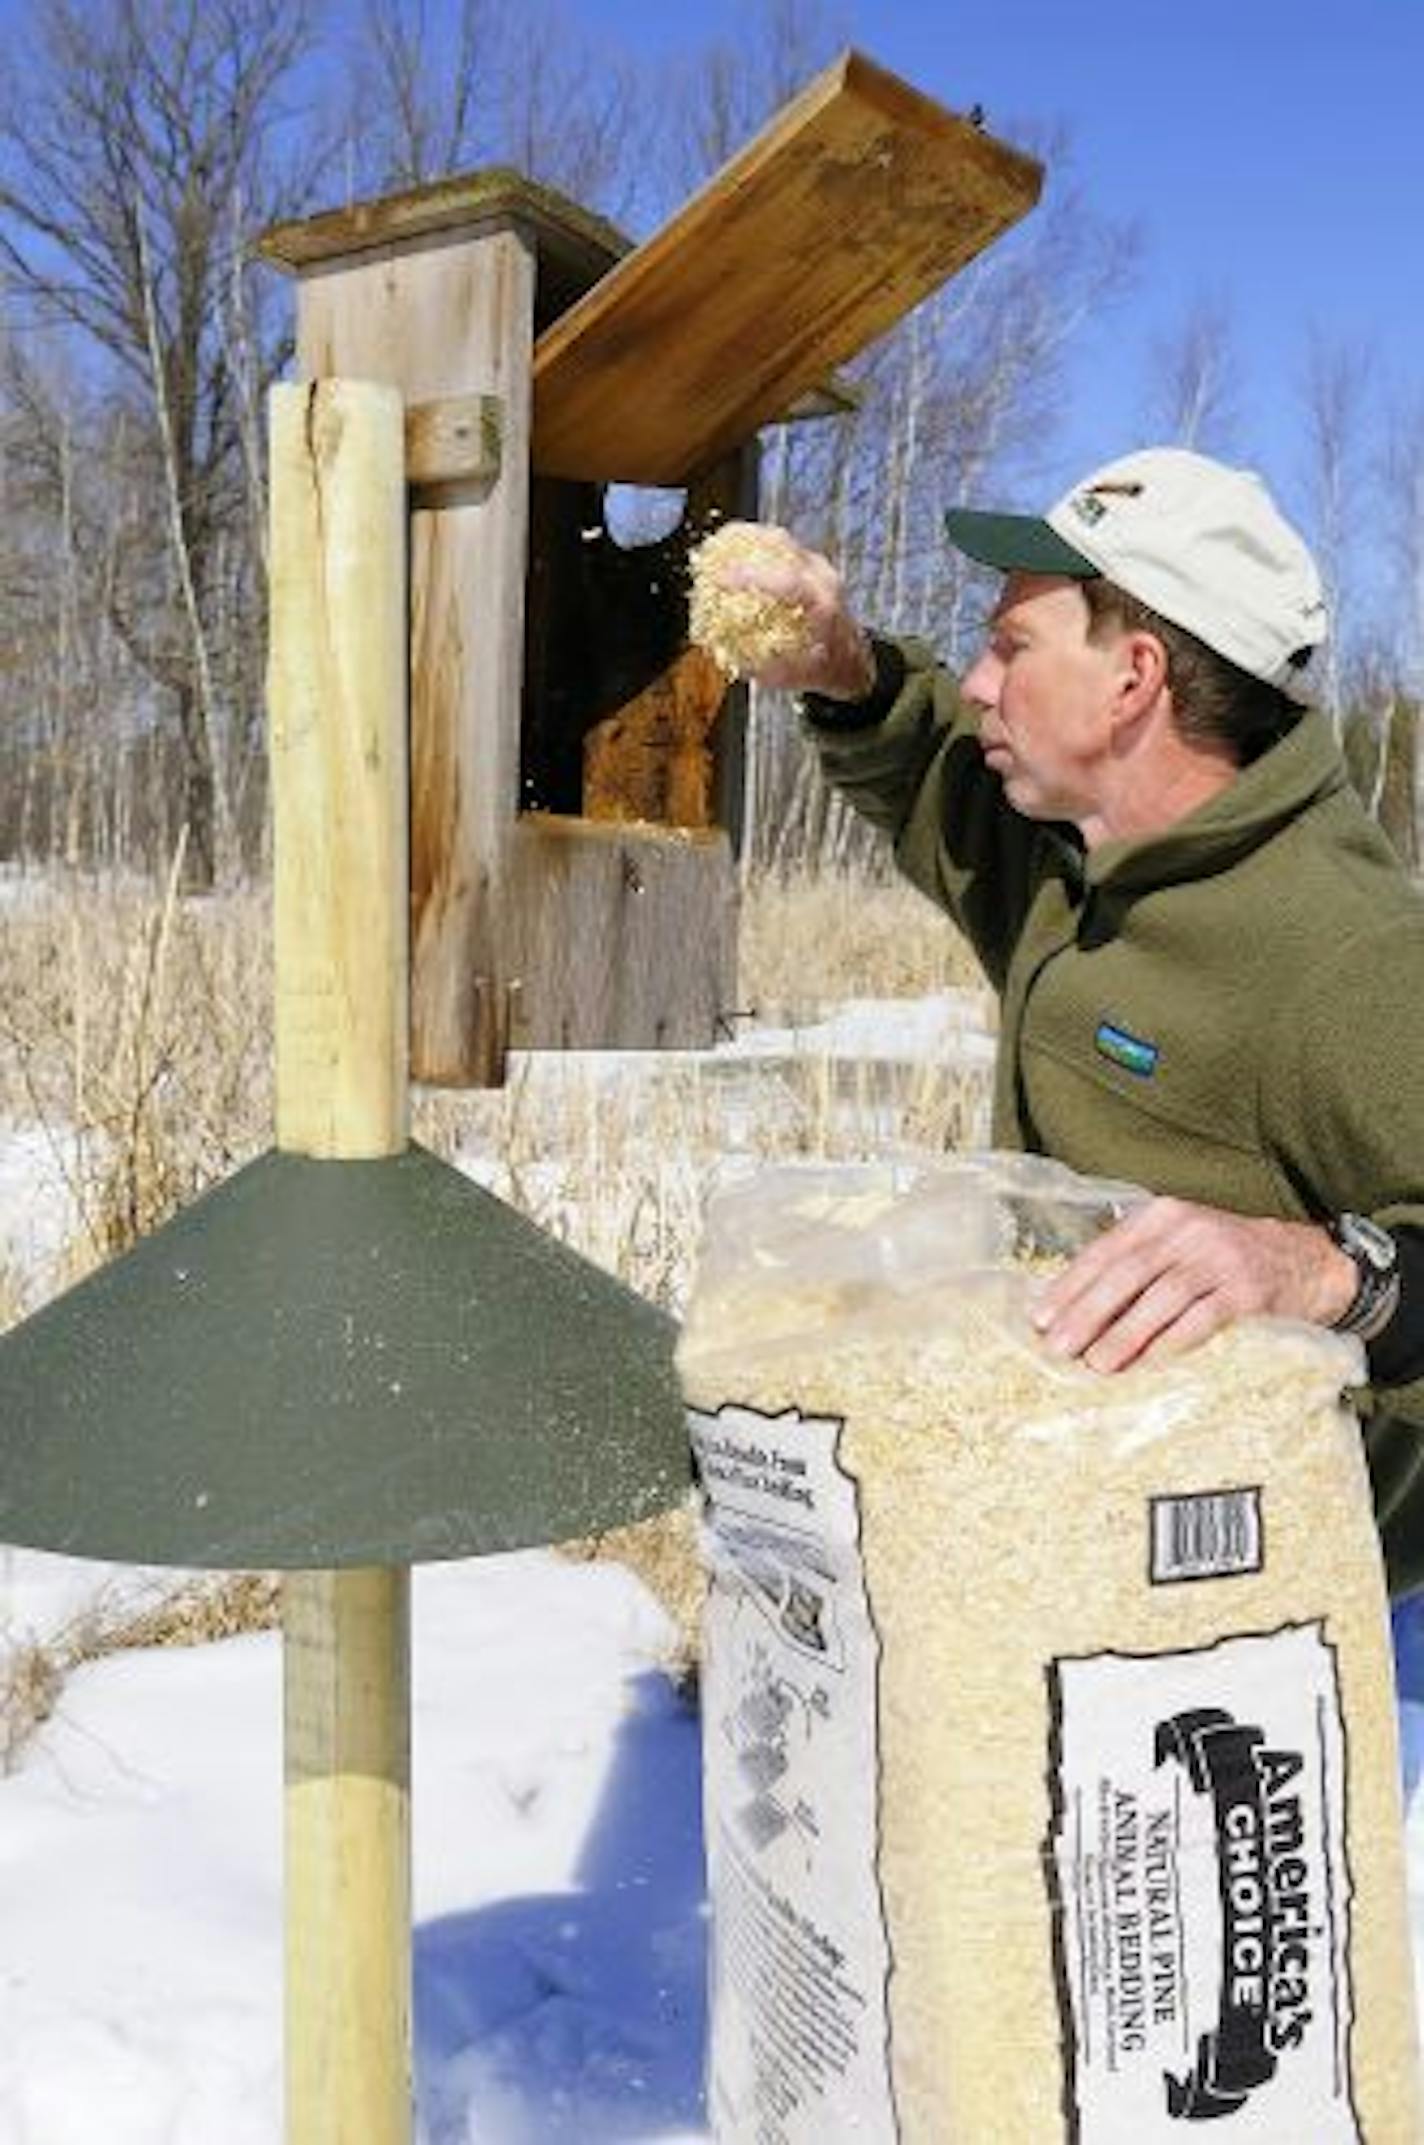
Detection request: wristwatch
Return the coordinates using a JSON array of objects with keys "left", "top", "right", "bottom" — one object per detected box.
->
[{"left": 1327, "top": 1213, "right": 1401, "bottom": 1341}]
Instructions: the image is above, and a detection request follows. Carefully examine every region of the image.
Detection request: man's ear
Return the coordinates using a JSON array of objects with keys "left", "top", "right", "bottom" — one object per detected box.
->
[{"left": 1115, "top": 629, "right": 1169, "bottom": 720}]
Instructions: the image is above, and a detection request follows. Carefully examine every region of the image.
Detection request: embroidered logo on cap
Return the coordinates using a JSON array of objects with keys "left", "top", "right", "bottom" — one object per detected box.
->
[
  {"left": 1069, "top": 491, "right": 1108, "bottom": 526},
  {"left": 1095, "top": 1020, "right": 1159, "bottom": 1078},
  {"left": 1069, "top": 480, "right": 1145, "bottom": 529}
]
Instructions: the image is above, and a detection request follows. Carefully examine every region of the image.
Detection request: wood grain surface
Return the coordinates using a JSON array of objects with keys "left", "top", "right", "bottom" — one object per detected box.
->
[
  {"left": 268, "top": 380, "right": 409, "bottom": 1158},
  {"left": 292, "top": 226, "right": 538, "bottom": 1087},
  {"left": 531, "top": 48, "right": 1042, "bottom": 483}
]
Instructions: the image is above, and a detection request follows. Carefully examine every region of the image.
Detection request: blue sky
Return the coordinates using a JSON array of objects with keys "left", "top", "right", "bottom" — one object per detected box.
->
[
  {"left": 570, "top": 0, "right": 1424, "bottom": 520},
  {"left": 1, "top": 0, "right": 1419, "bottom": 544}
]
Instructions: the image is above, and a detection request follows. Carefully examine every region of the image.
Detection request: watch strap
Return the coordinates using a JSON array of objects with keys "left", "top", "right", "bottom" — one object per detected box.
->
[{"left": 1329, "top": 1214, "right": 1402, "bottom": 1342}]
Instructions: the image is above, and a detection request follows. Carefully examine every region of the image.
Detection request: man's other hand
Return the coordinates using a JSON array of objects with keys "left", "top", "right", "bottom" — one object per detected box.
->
[{"left": 1030, "top": 1197, "right": 1360, "bottom": 1372}]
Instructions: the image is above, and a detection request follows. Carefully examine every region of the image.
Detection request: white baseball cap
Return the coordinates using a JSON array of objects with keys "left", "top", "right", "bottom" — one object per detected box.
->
[{"left": 945, "top": 447, "right": 1328, "bottom": 696}]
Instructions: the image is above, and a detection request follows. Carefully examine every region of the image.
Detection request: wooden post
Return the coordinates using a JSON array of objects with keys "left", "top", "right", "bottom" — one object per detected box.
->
[
  {"left": 263, "top": 199, "right": 540, "bottom": 1086},
  {"left": 268, "top": 379, "right": 413, "bottom": 2145}
]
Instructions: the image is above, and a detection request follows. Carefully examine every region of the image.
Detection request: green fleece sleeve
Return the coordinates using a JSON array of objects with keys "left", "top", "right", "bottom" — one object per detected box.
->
[
  {"left": 804, "top": 637, "right": 1056, "bottom": 992},
  {"left": 1266, "top": 921, "right": 1424, "bottom": 1414}
]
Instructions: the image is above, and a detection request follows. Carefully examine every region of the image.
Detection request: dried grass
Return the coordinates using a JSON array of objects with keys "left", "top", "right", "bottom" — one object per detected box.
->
[
  {"left": 92, "top": 1572, "right": 281, "bottom": 1652},
  {"left": 0, "top": 860, "right": 272, "bottom": 1285},
  {"left": 1, "top": 1572, "right": 281, "bottom": 1774},
  {"left": 738, "top": 868, "right": 988, "bottom": 1019},
  {"left": 0, "top": 1638, "right": 62, "bottom": 1774},
  {"left": 0, "top": 1259, "right": 26, "bottom": 1337},
  {"left": 417, "top": 1046, "right": 991, "bottom": 1320}
]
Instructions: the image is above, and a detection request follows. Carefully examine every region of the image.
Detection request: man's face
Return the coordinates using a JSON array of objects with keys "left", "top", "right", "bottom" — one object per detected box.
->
[{"left": 960, "top": 573, "right": 1127, "bottom": 829}]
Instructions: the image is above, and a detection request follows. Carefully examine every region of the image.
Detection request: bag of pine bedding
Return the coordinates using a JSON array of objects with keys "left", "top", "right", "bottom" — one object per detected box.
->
[{"left": 678, "top": 1154, "right": 1421, "bottom": 2144}]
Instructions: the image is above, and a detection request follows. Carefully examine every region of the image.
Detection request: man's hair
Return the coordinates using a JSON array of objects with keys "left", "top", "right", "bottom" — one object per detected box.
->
[{"left": 1081, "top": 577, "right": 1301, "bottom": 761}]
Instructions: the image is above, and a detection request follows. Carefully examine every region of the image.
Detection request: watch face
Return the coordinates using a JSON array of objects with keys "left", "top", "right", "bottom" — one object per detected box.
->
[{"left": 1339, "top": 1212, "right": 1397, "bottom": 1273}]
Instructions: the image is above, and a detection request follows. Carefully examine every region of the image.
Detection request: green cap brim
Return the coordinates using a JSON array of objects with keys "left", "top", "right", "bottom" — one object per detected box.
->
[{"left": 944, "top": 507, "right": 1095, "bottom": 578}]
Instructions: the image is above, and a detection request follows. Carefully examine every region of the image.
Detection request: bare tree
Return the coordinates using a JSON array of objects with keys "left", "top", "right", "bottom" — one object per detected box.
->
[
  {"left": 1140, "top": 291, "right": 1242, "bottom": 453},
  {"left": 0, "top": 0, "right": 320, "bottom": 884},
  {"left": 1299, "top": 333, "right": 1374, "bottom": 728},
  {"left": 1383, "top": 395, "right": 1424, "bottom": 695},
  {"left": 1379, "top": 394, "right": 1424, "bottom": 851},
  {"left": 656, "top": 0, "right": 851, "bottom": 208},
  {"left": 0, "top": 331, "right": 156, "bottom": 869},
  {"left": 342, "top": 0, "right": 500, "bottom": 190},
  {"left": 344, "top": 0, "right": 645, "bottom": 222}
]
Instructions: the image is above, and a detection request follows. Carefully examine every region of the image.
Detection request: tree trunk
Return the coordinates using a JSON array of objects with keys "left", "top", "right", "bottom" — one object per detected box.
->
[{"left": 175, "top": 685, "right": 218, "bottom": 891}]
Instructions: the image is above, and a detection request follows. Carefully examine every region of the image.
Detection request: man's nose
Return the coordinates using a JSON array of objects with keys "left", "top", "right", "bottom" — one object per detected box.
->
[{"left": 961, "top": 650, "right": 999, "bottom": 709}]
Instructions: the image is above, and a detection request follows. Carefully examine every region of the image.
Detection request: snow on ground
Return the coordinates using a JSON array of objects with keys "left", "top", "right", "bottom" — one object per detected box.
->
[
  {"left": 714, "top": 989, "right": 996, "bottom": 1064},
  {"left": 0, "top": 867, "right": 74, "bottom": 912},
  {"left": 497, "top": 991, "right": 998, "bottom": 1074},
  {"left": 0, "top": 1551, "right": 705, "bottom": 2145},
  {"left": 0, "top": 1123, "right": 84, "bottom": 1309}
]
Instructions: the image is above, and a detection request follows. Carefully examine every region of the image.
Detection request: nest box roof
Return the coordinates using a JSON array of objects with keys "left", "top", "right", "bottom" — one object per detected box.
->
[{"left": 530, "top": 49, "right": 1043, "bottom": 483}]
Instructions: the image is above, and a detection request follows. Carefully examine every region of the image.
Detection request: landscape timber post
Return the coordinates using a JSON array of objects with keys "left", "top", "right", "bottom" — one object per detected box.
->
[{"left": 267, "top": 379, "right": 413, "bottom": 2145}]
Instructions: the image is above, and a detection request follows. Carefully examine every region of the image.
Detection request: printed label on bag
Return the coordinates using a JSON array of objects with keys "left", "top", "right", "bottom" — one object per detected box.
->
[
  {"left": 690, "top": 1401, "right": 897, "bottom": 2145},
  {"left": 1046, "top": 1623, "right": 1357, "bottom": 2140}
]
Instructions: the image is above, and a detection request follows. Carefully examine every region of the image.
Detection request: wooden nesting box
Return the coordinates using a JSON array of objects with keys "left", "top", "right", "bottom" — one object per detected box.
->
[{"left": 257, "top": 49, "right": 1041, "bottom": 1087}]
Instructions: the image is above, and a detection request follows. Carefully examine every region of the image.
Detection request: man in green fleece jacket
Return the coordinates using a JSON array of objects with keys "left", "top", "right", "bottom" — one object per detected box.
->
[{"left": 713, "top": 446, "right": 1424, "bottom": 1595}]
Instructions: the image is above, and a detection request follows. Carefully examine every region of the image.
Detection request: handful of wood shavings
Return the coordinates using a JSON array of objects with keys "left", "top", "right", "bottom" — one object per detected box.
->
[{"left": 687, "top": 524, "right": 813, "bottom": 679}]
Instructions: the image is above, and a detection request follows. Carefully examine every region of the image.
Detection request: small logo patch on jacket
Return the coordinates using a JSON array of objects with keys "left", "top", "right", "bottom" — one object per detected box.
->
[{"left": 1095, "top": 1019, "right": 1159, "bottom": 1078}]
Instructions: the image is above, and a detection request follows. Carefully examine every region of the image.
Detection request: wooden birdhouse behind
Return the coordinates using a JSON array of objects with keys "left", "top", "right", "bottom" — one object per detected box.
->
[{"left": 257, "top": 52, "right": 1041, "bottom": 1087}]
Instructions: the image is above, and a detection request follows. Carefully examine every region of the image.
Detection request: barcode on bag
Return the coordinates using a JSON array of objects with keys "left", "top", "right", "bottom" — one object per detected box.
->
[{"left": 1149, "top": 1487, "right": 1263, "bottom": 1583}]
